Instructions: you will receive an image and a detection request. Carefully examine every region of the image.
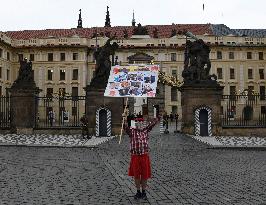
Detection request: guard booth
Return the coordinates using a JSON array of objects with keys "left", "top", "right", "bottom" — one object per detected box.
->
[{"left": 96, "top": 107, "right": 112, "bottom": 137}]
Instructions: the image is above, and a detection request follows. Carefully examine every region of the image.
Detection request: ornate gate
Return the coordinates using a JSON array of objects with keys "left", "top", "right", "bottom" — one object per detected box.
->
[{"left": 35, "top": 95, "right": 86, "bottom": 128}]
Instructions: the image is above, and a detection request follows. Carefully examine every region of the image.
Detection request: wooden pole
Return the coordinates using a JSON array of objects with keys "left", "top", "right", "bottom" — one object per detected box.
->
[{"left": 119, "top": 97, "right": 128, "bottom": 144}]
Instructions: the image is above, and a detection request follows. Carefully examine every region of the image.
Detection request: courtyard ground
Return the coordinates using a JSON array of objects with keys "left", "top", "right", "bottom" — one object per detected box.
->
[{"left": 0, "top": 125, "right": 265, "bottom": 204}]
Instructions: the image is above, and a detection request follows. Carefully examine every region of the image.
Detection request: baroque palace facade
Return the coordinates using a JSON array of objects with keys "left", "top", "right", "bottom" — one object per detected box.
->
[{"left": 0, "top": 11, "right": 266, "bottom": 118}]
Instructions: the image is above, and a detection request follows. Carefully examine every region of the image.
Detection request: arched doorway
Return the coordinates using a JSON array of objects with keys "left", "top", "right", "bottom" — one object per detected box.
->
[
  {"left": 199, "top": 109, "right": 208, "bottom": 136},
  {"left": 99, "top": 109, "right": 107, "bottom": 136},
  {"left": 96, "top": 107, "right": 111, "bottom": 137},
  {"left": 243, "top": 106, "right": 253, "bottom": 121},
  {"left": 194, "top": 106, "right": 212, "bottom": 136}
]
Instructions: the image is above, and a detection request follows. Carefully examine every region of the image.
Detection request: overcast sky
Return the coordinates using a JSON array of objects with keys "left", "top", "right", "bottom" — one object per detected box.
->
[{"left": 0, "top": 0, "right": 265, "bottom": 31}]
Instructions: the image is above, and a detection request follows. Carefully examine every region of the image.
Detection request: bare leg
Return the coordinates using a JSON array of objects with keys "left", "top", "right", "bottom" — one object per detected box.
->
[
  {"left": 134, "top": 177, "right": 142, "bottom": 199},
  {"left": 134, "top": 177, "right": 141, "bottom": 190},
  {"left": 141, "top": 179, "right": 148, "bottom": 200},
  {"left": 141, "top": 179, "right": 147, "bottom": 190}
]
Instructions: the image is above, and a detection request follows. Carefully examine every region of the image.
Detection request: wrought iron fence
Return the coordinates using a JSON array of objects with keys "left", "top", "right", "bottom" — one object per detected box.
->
[
  {"left": 0, "top": 96, "right": 11, "bottom": 129},
  {"left": 221, "top": 94, "right": 266, "bottom": 127},
  {"left": 35, "top": 95, "right": 86, "bottom": 128}
]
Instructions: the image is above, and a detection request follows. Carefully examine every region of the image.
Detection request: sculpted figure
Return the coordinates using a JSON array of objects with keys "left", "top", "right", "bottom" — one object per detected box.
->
[
  {"left": 11, "top": 58, "right": 36, "bottom": 89},
  {"left": 182, "top": 39, "right": 215, "bottom": 83},
  {"left": 90, "top": 38, "right": 119, "bottom": 88}
]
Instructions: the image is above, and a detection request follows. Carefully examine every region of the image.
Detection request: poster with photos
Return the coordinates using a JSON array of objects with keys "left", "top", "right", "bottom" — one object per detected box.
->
[{"left": 104, "top": 65, "right": 159, "bottom": 97}]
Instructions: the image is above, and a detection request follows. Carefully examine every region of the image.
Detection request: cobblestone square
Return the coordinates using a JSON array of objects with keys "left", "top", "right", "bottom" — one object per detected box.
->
[{"left": 0, "top": 125, "right": 266, "bottom": 204}]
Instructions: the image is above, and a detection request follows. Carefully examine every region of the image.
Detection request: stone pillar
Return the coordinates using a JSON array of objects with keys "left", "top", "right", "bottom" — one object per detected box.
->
[
  {"left": 10, "top": 88, "right": 40, "bottom": 134},
  {"left": 9, "top": 59, "right": 40, "bottom": 134},
  {"left": 180, "top": 84, "right": 224, "bottom": 136},
  {"left": 85, "top": 86, "right": 124, "bottom": 136}
]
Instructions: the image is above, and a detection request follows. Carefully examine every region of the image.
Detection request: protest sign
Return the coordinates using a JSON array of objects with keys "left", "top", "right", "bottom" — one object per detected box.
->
[{"left": 104, "top": 65, "right": 159, "bottom": 97}]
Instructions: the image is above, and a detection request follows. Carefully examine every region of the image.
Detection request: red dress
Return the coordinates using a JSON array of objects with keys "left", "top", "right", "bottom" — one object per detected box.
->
[{"left": 125, "top": 118, "right": 159, "bottom": 180}]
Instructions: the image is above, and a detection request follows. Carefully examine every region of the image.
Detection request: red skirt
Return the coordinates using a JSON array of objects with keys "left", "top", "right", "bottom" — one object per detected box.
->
[{"left": 128, "top": 153, "right": 151, "bottom": 180}]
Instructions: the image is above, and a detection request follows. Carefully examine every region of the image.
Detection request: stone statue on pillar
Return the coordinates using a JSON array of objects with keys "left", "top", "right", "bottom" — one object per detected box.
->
[
  {"left": 89, "top": 38, "right": 119, "bottom": 89},
  {"left": 182, "top": 39, "right": 217, "bottom": 84},
  {"left": 180, "top": 38, "right": 223, "bottom": 136},
  {"left": 11, "top": 58, "right": 36, "bottom": 89},
  {"left": 10, "top": 58, "right": 40, "bottom": 134}
]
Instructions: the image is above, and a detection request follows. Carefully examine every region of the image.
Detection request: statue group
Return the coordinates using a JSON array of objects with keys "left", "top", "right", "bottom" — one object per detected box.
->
[
  {"left": 182, "top": 39, "right": 217, "bottom": 84},
  {"left": 11, "top": 58, "right": 36, "bottom": 89},
  {"left": 90, "top": 38, "right": 119, "bottom": 89}
]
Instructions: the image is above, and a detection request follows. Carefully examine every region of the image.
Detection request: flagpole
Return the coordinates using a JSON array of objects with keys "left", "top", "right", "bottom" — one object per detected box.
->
[{"left": 119, "top": 97, "right": 129, "bottom": 144}]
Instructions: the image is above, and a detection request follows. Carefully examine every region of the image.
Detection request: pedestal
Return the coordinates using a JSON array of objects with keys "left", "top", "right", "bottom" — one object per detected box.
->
[
  {"left": 180, "top": 83, "right": 224, "bottom": 136},
  {"left": 85, "top": 86, "right": 124, "bottom": 136},
  {"left": 10, "top": 88, "right": 40, "bottom": 134}
]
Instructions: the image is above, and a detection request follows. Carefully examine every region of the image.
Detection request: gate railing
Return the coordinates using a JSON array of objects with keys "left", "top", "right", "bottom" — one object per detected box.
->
[
  {"left": 221, "top": 94, "right": 266, "bottom": 127},
  {"left": 35, "top": 95, "right": 86, "bottom": 128},
  {"left": 0, "top": 96, "right": 11, "bottom": 129}
]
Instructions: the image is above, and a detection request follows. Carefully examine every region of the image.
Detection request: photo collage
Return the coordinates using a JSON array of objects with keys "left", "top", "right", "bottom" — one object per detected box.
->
[{"left": 104, "top": 65, "right": 159, "bottom": 97}]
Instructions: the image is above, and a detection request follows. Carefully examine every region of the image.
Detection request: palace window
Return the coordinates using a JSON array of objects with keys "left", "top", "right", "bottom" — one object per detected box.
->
[
  {"left": 30, "top": 54, "right": 34, "bottom": 61},
  {"left": 229, "top": 52, "right": 234, "bottom": 59},
  {"left": 170, "top": 53, "right": 177, "bottom": 61},
  {"left": 230, "top": 68, "right": 235, "bottom": 79},
  {"left": 47, "top": 70, "right": 53, "bottom": 80},
  {"left": 259, "top": 69, "right": 264, "bottom": 79},
  {"left": 217, "top": 51, "right": 222, "bottom": 59},
  {"left": 60, "top": 53, "right": 65, "bottom": 61},
  {"left": 0, "top": 86, "right": 2, "bottom": 96},
  {"left": 60, "top": 70, "right": 66, "bottom": 81},
  {"left": 46, "top": 88, "right": 53, "bottom": 98},
  {"left": 6, "top": 70, "right": 10, "bottom": 81},
  {"left": 48, "top": 53, "right": 53, "bottom": 61},
  {"left": 7, "top": 52, "right": 10, "bottom": 61},
  {"left": 59, "top": 88, "right": 66, "bottom": 96},
  {"left": 217, "top": 68, "right": 223, "bottom": 79},
  {"left": 248, "top": 86, "right": 254, "bottom": 94},
  {"left": 72, "top": 69, "right": 78, "bottom": 80},
  {"left": 172, "top": 69, "right": 177, "bottom": 77},
  {"left": 72, "top": 87, "right": 78, "bottom": 97},
  {"left": 172, "top": 106, "right": 177, "bottom": 114},
  {"left": 260, "top": 86, "right": 265, "bottom": 100},
  {"left": 171, "top": 87, "right": 177, "bottom": 101},
  {"left": 259, "top": 52, "right": 264, "bottom": 60},
  {"left": 18, "top": 54, "right": 23, "bottom": 61},
  {"left": 247, "top": 52, "right": 252, "bottom": 59},
  {"left": 0, "top": 49, "right": 2, "bottom": 58},
  {"left": 73, "top": 53, "right": 78, "bottom": 60},
  {"left": 230, "top": 86, "right": 236, "bottom": 95},
  {"left": 248, "top": 69, "right": 253, "bottom": 79},
  {"left": 261, "top": 106, "right": 266, "bottom": 114},
  {"left": 0, "top": 67, "right": 2, "bottom": 78}
]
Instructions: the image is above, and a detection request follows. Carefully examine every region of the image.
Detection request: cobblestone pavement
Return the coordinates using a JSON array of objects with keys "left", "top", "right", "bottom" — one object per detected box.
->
[
  {"left": 0, "top": 134, "right": 114, "bottom": 147},
  {"left": 0, "top": 125, "right": 266, "bottom": 204},
  {"left": 191, "top": 135, "right": 266, "bottom": 148}
]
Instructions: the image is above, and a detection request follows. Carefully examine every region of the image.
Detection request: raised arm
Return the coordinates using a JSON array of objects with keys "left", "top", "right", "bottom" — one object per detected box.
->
[{"left": 143, "top": 117, "right": 160, "bottom": 132}]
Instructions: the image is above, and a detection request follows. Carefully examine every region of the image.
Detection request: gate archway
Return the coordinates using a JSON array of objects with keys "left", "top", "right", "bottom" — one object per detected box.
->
[
  {"left": 96, "top": 107, "right": 111, "bottom": 137},
  {"left": 194, "top": 106, "right": 212, "bottom": 136}
]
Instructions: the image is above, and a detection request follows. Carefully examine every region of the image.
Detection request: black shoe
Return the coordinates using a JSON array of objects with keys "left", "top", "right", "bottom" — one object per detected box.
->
[
  {"left": 141, "top": 192, "right": 148, "bottom": 200},
  {"left": 134, "top": 191, "right": 142, "bottom": 200}
]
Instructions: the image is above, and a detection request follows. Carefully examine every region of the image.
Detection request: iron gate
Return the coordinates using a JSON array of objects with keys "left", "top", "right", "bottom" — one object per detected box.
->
[
  {"left": 0, "top": 96, "right": 10, "bottom": 129},
  {"left": 221, "top": 94, "right": 266, "bottom": 127},
  {"left": 35, "top": 96, "right": 86, "bottom": 128}
]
